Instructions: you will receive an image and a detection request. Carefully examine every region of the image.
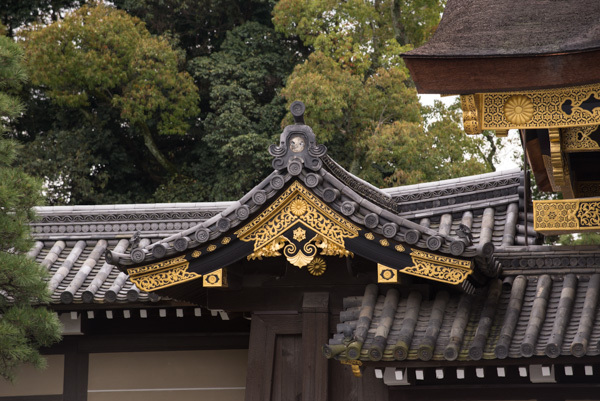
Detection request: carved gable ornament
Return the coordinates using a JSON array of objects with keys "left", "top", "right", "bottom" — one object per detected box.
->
[
  {"left": 121, "top": 101, "right": 480, "bottom": 294},
  {"left": 236, "top": 181, "right": 359, "bottom": 268}
]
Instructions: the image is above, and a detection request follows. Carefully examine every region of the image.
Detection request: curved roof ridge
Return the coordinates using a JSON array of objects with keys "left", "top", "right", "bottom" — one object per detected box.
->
[
  {"left": 34, "top": 201, "right": 234, "bottom": 215},
  {"left": 382, "top": 168, "right": 522, "bottom": 196}
]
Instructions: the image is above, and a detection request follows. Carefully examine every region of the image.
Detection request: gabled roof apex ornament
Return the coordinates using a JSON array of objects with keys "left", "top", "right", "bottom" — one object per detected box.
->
[{"left": 269, "top": 101, "right": 327, "bottom": 173}]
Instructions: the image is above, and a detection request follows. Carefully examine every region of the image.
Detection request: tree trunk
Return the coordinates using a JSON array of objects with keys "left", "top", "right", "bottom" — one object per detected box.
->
[{"left": 138, "top": 123, "right": 177, "bottom": 174}]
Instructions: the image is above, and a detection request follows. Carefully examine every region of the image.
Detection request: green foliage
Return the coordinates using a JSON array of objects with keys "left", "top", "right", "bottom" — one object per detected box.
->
[
  {"left": 276, "top": 0, "right": 494, "bottom": 187},
  {"left": 189, "top": 21, "right": 303, "bottom": 199},
  {"left": 364, "top": 100, "right": 490, "bottom": 187},
  {"left": 0, "top": 35, "right": 26, "bottom": 134},
  {"left": 0, "top": 0, "right": 81, "bottom": 37},
  {"left": 113, "top": 0, "right": 275, "bottom": 58},
  {"left": 22, "top": 3, "right": 199, "bottom": 173},
  {"left": 13, "top": 0, "right": 495, "bottom": 204},
  {"left": 559, "top": 232, "right": 600, "bottom": 246},
  {"left": 273, "top": 0, "right": 444, "bottom": 73},
  {"left": 0, "top": 33, "right": 61, "bottom": 381}
]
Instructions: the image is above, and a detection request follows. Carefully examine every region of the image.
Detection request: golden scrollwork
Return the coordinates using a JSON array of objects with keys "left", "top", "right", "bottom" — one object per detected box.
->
[
  {"left": 307, "top": 257, "right": 327, "bottom": 276},
  {"left": 395, "top": 244, "right": 405, "bottom": 252},
  {"left": 365, "top": 233, "right": 375, "bottom": 240},
  {"left": 237, "top": 181, "right": 359, "bottom": 268},
  {"left": 563, "top": 125, "right": 600, "bottom": 152},
  {"left": 247, "top": 236, "right": 287, "bottom": 260},
  {"left": 401, "top": 259, "right": 469, "bottom": 285},
  {"left": 128, "top": 256, "right": 188, "bottom": 276},
  {"left": 533, "top": 198, "right": 600, "bottom": 233},
  {"left": 399, "top": 249, "right": 472, "bottom": 285},
  {"left": 284, "top": 241, "right": 317, "bottom": 267},
  {"left": 577, "top": 202, "right": 600, "bottom": 227},
  {"left": 130, "top": 263, "right": 200, "bottom": 292},
  {"left": 248, "top": 233, "right": 352, "bottom": 268},
  {"left": 313, "top": 234, "right": 353, "bottom": 258},
  {"left": 460, "top": 94, "right": 482, "bottom": 135},
  {"left": 410, "top": 249, "right": 472, "bottom": 269}
]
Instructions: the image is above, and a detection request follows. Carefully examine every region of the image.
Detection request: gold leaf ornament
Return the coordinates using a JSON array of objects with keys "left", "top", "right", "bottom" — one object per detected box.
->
[{"left": 504, "top": 95, "right": 534, "bottom": 124}]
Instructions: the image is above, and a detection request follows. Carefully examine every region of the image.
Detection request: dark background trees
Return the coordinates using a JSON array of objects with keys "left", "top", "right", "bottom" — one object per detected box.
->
[{"left": 7, "top": 0, "right": 500, "bottom": 205}]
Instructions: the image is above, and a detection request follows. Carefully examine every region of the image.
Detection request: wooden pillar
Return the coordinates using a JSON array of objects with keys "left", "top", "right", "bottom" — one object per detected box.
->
[
  {"left": 302, "top": 292, "right": 329, "bottom": 401},
  {"left": 63, "top": 339, "right": 89, "bottom": 401}
]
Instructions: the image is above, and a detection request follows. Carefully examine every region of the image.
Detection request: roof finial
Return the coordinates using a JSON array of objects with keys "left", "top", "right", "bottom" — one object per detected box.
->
[{"left": 290, "top": 100, "right": 305, "bottom": 125}]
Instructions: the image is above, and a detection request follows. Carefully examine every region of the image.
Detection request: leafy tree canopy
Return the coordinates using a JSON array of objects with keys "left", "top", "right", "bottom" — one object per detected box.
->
[
  {"left": 113, "top": 0, "right": 276, "bottom": 58},
  {"left": 0, "top": 30, "right": 61, "bottom": 381},
  {"left": 22, "top": 3, "right": 199, "bottom": 174},
  {"left": 275, "top": 0, "right": 496, "bottom": 187},
  {"left": 11, "top": 0, "right": 504, "bottom": 204},
  {"left": 187, "top": 21, "right": 304, "bottom": 200}
]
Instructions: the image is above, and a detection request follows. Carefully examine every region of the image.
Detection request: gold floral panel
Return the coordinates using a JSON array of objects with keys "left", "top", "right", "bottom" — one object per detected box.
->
[
  {"left": 534, "top": 198, "right": 600, "bottom": 234},
  {"left": 237, "top": 181, "right": 359, "bottom": 268},
  {"left": 460, "top": 83, "right": 600, "bottom": 132}
]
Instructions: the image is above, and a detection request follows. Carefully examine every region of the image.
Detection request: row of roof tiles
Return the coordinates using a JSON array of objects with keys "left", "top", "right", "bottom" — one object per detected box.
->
[
  {"left": 29, "top": 168, "right": 534, "bottom": 304},
  {"left": 326, "top": 273, "right": 600, "bottom": 363},
  {"left": 109, "top": 163, "right": 529, "bottom": 266}
]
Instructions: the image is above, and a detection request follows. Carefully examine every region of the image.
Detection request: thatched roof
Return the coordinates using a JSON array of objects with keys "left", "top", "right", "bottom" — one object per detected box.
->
[{"left": 406, "top": 0, "right": 600, "bottom": 58}]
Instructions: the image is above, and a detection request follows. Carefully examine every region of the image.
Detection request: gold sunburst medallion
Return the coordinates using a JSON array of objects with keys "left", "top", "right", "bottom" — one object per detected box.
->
[
  {"left": 307, "top": 257, "right": 327, "bottom": 276},
  {"left": 504, "top": 95, "right": 534, "bottom": 124},
  {"left": 290, "top": 199, "right": 308, "bottom": 216}
]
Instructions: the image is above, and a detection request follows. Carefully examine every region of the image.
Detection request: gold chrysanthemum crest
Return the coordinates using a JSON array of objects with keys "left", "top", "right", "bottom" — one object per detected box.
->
[
  {"left": 307, "top": 257, "right": 327, "bottom": 276},
  {"left": 290, "top": 199, "right": 308, "bottom": 216},
  {"left": 504, "top": 95, "right": 534, "bottom": 124}
]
